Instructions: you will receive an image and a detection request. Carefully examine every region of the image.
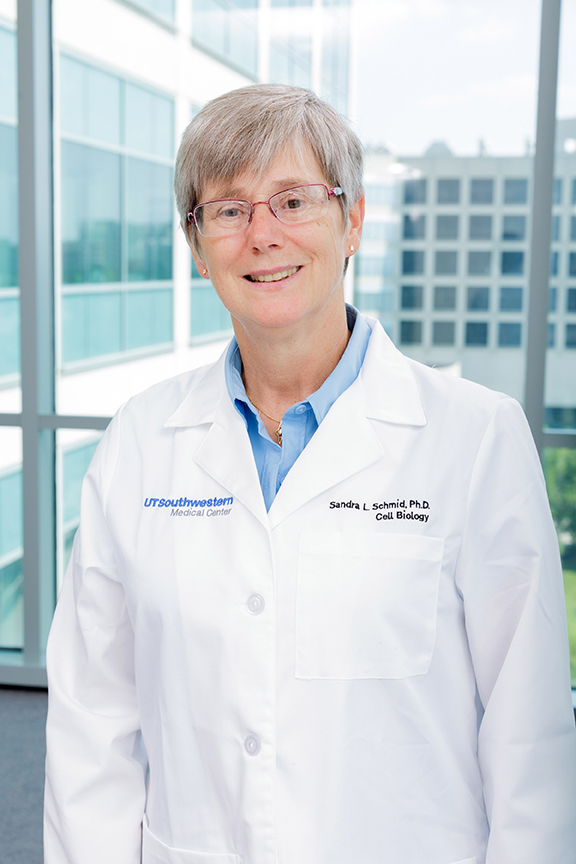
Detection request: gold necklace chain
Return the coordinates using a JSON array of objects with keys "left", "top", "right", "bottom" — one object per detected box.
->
[{"left": 246, "top": 394, "right": 283, "bottom": 446}]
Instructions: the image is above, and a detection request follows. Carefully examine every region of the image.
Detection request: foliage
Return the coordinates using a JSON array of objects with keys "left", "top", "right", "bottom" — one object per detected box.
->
[
  {"left": 563, "top": 570, "right": 576, "bottom": 687},
  {"left": 543, "top": 448, "right": 576, "bottom": 551}
]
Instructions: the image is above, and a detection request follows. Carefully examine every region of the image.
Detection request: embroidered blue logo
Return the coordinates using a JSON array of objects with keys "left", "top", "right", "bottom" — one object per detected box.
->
[{"left": 144, "top": 496, "right": 234, "bottom": 517}]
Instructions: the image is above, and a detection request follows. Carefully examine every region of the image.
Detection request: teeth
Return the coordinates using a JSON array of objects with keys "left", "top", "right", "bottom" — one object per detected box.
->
[{"left": 250, "top": 267, "right": 299, "bottom": 283}]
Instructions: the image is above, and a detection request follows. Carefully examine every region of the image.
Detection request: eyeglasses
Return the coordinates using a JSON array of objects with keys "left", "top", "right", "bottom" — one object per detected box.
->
[{"left": 187, "top": 184, "right": 343, "bottom": 238}]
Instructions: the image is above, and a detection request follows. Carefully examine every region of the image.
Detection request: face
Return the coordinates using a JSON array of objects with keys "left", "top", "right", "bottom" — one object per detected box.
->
[{"left": 187, "top": 143, "right": 364, "bottom": 337}]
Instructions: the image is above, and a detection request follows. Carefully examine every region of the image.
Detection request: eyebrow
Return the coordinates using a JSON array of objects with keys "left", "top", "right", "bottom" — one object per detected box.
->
[{"left": 212, "top": 178, "right": 308, "bottom": 200}]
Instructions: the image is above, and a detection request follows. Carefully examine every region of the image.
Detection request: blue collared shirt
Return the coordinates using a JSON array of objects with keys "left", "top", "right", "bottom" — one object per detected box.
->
[{"left": 225, "top": 306, "right": 371, "bottom": 511}]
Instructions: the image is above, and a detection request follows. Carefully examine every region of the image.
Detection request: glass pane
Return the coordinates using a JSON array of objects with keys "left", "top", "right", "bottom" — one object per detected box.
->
[
  {"left": 0, "top": 427, "right": 23, "bottom": 650},
  {"left": 354, "top": 1, "right": 540, "bottom": 399},
  {"left": 544, "top": 1, "right": 576, "bottom": 430},
  {"left": 60, "top": 56, "right": 121, "bottom": 146},
  {"left": 125, "top": 84, "right": 174, "bottom": 160},
  {"left": 127, "top": 159, "right": 173, "bottom": 281},
  {"left": 0, "top": 24, "right": 20, "bottom": 414},
  {"left": 543, "top": 448, "right": 576, "bottom": 686},
  {"left": 193, "top": 0, "right": 258, "bottom": 79},
  {"left": 61, "top": 142, "right": 121, "bottom": 285},
  {"left": 190, "top": 279, "right": 232, "bottom": 340},
  {"left": 57, "top": 430, "right": 102, "bottom": 592}
]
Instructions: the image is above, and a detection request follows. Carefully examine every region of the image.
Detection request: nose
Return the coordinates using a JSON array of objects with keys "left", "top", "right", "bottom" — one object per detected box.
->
[{"left": 246, "top": 200, "right": 284, "bottom": 249}]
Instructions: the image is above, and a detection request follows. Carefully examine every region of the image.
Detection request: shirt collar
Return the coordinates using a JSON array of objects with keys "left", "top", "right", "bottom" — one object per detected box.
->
[{"left": 224, "top": 305, "right": 371, "bottom": 427}]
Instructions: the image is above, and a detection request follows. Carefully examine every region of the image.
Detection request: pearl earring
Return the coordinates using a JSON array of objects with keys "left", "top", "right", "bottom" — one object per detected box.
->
[
  {"left": 350, "top": 245, "right": 354, "bottom": 252},
  {"left": 203, "top": 269, "right": 208, "bottom": 276}
]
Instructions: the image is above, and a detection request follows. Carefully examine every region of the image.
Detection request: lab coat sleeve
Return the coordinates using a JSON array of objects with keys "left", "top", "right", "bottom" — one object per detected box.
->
[
  {"left": 44, "top": 408, "right": 146, "bottom": 864},
  {"left": 456, "top": 396, "right": 576, "bottom": 863}
]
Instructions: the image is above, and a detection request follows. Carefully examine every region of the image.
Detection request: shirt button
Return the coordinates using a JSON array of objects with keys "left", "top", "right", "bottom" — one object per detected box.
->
[
  {"left": 246, "top": 593, "right": 265, "bottom": 614},
  {"left": 295, "top": 404, "right": 307, "bottom": 414},
  {"left": 244, "top": 734, "right": 261, "bottom": 756}
]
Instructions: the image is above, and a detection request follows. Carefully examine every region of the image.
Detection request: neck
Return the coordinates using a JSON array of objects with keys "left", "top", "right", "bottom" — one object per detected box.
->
[{"left": 235, "top": 301, "right": 350, "bottom": 421}]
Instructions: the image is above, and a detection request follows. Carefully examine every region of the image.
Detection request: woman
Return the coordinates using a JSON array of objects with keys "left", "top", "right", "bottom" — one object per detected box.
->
[{"left": 45, "top": 85, "right": 576, "bottom": 864}]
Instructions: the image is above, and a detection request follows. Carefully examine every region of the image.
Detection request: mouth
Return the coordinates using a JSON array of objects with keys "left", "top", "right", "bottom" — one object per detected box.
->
[{"left": 245, "top": 266, "right": 301, "bottom": 283}]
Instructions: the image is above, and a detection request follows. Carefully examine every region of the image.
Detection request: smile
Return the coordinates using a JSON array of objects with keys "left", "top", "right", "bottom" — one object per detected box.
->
[{"left": 246, "top": 266, "right": 300, "bottom": 283}]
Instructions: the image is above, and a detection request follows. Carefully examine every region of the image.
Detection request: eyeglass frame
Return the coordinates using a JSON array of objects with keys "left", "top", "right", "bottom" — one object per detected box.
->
[{"left": 187, "top": 183, "right": 344, "bottom": 237}]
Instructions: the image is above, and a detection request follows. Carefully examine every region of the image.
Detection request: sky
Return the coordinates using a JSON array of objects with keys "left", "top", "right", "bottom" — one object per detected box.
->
[{"left": 354, "top": 0, "right": 576, "bottom": 157}]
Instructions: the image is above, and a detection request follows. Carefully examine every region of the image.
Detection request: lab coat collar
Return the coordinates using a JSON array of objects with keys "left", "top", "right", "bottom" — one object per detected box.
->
[
  {"left": 163, "top": 318, "right": 426, "bottom": 526},
  {"left": 164, "top": 317, "right": 427, "bottom": 431}
]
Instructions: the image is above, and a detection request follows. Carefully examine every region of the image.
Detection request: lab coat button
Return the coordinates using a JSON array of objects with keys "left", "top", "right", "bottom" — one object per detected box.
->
[
  {"left": 295, "top": 404, "right": 307, "bottom": 414},
  {"left": 244, "top": 734, "right": 261, "bottom": 755},
  {"left": 246, "top": 593, "right": 265, "bottom": 614}
]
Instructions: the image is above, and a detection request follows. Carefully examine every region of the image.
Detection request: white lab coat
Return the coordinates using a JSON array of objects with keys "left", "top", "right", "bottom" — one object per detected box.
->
[{"left": 44, "top": 316, "right": 576, "bottom": 864}]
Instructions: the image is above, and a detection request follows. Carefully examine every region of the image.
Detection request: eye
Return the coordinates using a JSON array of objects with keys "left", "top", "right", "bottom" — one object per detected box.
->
[
  {"left": 285, "top": 197, "right": 303, "bottom": 210},
  {"left": 219, "top": 206, "right": 242, "bottom": 219}
]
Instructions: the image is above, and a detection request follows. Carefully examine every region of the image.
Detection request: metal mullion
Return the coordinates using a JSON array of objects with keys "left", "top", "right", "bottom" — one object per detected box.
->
[
  {"left": 542, "top": 431, "right": 576, "bottom": 449},
  {"left": 524, "top": 0, "right": 562, "bottom": 454},
  {"left": 0, "top": 414, "right": 23, "bottom": 426},
  {"left": 17, "top": 0, "right": 56, "bottom": 667},
  {"left": 39, "top": 414, "right": 112, "bottom": 431}
]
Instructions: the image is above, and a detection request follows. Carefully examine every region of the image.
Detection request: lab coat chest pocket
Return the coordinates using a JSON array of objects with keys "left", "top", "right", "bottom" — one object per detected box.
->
[
  {"left": 142, "top": 822, "right": 241, "bottom": 864},
  {"left": 295, "top": 532, "right": 444, "bottom": 679}
]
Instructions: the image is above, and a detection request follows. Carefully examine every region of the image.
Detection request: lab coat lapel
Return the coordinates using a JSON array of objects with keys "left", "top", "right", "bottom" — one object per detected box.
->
[
  {"left": 164, "top": 353, "right": 268, "bottom": 527},
  {"left": 268, "top": 319, "right": 427, "bottom": 528}
]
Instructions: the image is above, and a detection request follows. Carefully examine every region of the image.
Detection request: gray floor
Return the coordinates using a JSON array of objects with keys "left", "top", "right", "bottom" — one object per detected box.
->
[{"left": 0, "top": 687, "right": 47, "bottom": 864}]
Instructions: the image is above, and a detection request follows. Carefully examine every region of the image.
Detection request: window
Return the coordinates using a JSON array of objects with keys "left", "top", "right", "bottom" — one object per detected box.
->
[
  {"left": 432, "top": 321, "right": 455, "bottom": 346},
  {"left": 502, "top": 214, "right": 526, "bottom": 241},
  {"left": 402, "top": 250, "right": 424, "bottom": 275},
  {"left": 468, "top": 251, "right": 491, "bottom": 276},
  {"left": 436, "top": 215, "right": 458, "bottom": 240},
  {"left": 549, "top": 287, "right": 557, "bottom": 312},
  {"left": 470, "top": 178, "right": 493, "bottom": 204},
  {"left": 400, "top": 320, "right": 422, "bottom": 344},
  {"left": 403, "top": 178, "right": 426, "bottom": 205},
  {"left": 467, "top": 286, "right": 489, "bottom": 311},
  {"left": 60, "top": 57, "right": 174, "bottom": 367},
  {"left": 437, "top": 178, "right": 460, "bottom": 204},
  {"left": 0, "top": 30, "right": 18, "bottom": 383},
  {"left": 566, "top": 324, "right": 576, "bottom": 349},
  {"left": 435, "top": 250, "right": 457, "bottom": 275},
  {"left": 548, "top": 322, "right": 555, "bottom": 348},
  {"left": 504, "top": 178, "right": 528, "bottom": 204},
  {"left": 553, "top": 177, "right": 562, "bottom": 205},
  {"left": 498, "top": 322, "right": 522, "bottom": 347},
  {"left": 366, "top": 184, "right": 393, "bottom": 206},
  {"left": 551, "top": 215, "right": 560, "bottom": 243},
  {"left": 363, "top": 222, "right": 390, "bottom": 242},
  {"left": 569, "top": 253, "right": 576, "bottom": 278},
  {"left": 571, "top": 215, "right": 576, "bottom": 242},
  {"left": 567, "top": 288, "right": 576, "bottom": 313},
  {"left": 465, "top": 322, "right": 488, "bottom": 346},
  {"left": 193, "top": 0, "right": 258, "bottom": 79},
  {"left": 572, "top": 178, "right": 576, "bottom": 205},
  {"left": 401, "top": 285, "right": 423, "bottom": 309},
  {"left": 357, "top": 256, "right": 386, "bottom": 276},
  {"left": 500, "top": 287, "right": 523, "bottom": 311},
  {"left": 403, "top": 214, "right": 426, "bottom": 240},
  {"left": 501, "top": 251, "right": 524, "bottom": 275},
  {"left": 434, "top": 285, "right": 456, "bottom": 310},
  {"left": 270, "top": 33, "right": 312, "bottom": 89},
  {"left": 469, "top": 215, "right": 492, "bottom": 241},
  {"left": 132, "top": 0, "right": 175, "bottom": 17},
  {"left": 550, "top": 251, "right": 559, "bottom": 278}
]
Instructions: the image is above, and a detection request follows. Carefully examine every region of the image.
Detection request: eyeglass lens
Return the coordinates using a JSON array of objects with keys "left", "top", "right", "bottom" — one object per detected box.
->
[{"left": 194, "top": 184, "right": 331, "bottom": 237}]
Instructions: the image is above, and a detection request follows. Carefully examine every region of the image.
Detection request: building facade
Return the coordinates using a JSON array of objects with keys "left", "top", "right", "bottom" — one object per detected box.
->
[{"left": 354, "top": 120, "right": 576, "bottom": 419}]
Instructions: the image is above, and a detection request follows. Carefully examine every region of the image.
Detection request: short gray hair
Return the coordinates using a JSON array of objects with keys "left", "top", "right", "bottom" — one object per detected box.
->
[{"left": 174, "top": 84, "right": 364, "bottom": 237}]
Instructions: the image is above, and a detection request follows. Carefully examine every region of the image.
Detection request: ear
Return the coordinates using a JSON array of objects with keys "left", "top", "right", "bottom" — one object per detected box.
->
[
  {"left": 182, "top": 221, "right": 210, "bottom": 279},
  {"left": 344, "top": 195, "right": 365, "bottom": 258}
]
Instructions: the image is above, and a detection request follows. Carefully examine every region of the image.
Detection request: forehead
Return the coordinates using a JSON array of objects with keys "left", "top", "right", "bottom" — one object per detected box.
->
[{"left": 203, "top": 141, "right": 327, "bottom": 202}]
